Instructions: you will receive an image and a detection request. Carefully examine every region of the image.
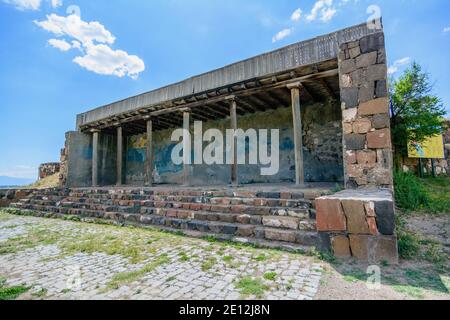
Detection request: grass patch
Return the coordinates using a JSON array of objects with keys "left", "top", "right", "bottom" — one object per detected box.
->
[
  {"left": 263, "top": 272, "right": 277, "bottom": 281},
  {"left": 178, "top": 251, "right": 190, "bottom": 262},
  {"left": 394, "top": 170, "right": 429, "bottom": 211},
  {"left": 106, "top": 254, "right": 171, "bottom": 290},
  {"left": 201, "top": 257, "right": 217, "bottom": 272},
  {"left": 166, "top": 276, "right": 176, "bottom": 282},
  {"left": 32, "top": 288, "right": 48, "bottom": 298},
  {"left": 222, "top": 255, "right": 234, "bottom": 263},
  {"left": 0, "top": 278, "right": 29, "bottom": 300},
  {"left": 235, "top": 277, "right": 269, "bottom": 298},
  {"left": 253, "top": 254, "right": 268, "bottom": 262}
]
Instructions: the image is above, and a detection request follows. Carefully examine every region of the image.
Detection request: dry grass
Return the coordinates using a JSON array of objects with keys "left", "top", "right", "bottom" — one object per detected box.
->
[{"left": 26, "top": 174, "right": 60, "bottom": 189}]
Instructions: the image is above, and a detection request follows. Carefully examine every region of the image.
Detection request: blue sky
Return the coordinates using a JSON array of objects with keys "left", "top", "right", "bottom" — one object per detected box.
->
[{"left": 0, "top": 0, "right": 449, "bottom": 179}]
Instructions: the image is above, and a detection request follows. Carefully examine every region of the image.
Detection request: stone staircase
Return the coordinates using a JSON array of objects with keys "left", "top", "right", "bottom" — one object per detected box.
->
[{"left": 9, "top": 187, "right": 330, "bottom": 252}]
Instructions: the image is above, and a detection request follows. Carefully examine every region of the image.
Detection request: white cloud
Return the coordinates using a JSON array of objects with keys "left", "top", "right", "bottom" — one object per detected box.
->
[
  {"left": 290, "top": 8, "right": 302, "bottom": 22},
  {"left": 48, "top": 38, "right": 71, "bottom": 51},
  {"left": 50, "top": 0, "right": 62, "bottom": 8},
  {"left": 35, "top": 14, "right": 145, "bottom": 79},
  {"left": 73, "top": 43, "right": 145, "bottom": 79},
  {"left": 0, "top": 165, "right": 37, "bottom": 179},
  {"left": 388, "top": 57, "right": 411, "bottom": 75},
  {"left": 306, "top": 0, "right": 336, "bottom": 22},
  {"left": 443, "top": 27, "right": 450, "bottom": 33},
  {"left": 35, "top": 14, "right": 116, "bottom": 46},
  {"left": 3, "top": 0, "right": 62, "bottom": 10},
  {"left": 272, "top": 28, "right": 293, "bottom": 43},
  {"left": 3, "top": 0, "right": 41, "bottom": 10}
]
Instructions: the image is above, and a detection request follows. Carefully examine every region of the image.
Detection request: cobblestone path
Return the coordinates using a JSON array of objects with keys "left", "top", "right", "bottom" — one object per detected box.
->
[{"left": 0, "top": 212, "right": 323, "bottom": 300}]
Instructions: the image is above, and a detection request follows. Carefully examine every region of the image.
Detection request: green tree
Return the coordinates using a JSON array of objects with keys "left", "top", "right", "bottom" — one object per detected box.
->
[{"left": 390, "top": 62, "right": 446, "bottom": 167}]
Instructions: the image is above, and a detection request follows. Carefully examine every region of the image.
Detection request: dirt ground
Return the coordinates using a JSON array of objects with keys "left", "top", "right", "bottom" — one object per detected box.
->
[{"left": 316, "top": 212, "right": 449, "bottom": 300}]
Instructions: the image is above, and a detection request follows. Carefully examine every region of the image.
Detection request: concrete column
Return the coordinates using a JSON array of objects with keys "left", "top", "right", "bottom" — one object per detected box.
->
[
  {"left": 116, "top": 126, "right": 123, "bottom": 186},
  {"left": 183, "top": 111, "right": 191, "bottom": 186},
  {"left": 145, "top": 119, "right": 153, "bottom": 186},
  {"left": 288, "top": 83, "right": 305, "bottom": 186},
  {"left": 91, "top": 129, "right": 100, "bottom": 187},
  {"left": 229, "top": 98, "right": 238, "bottom": 186}
]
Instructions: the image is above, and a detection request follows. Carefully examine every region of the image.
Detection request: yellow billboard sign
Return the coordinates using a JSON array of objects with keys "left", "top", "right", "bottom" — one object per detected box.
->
[{"left": 408, "top": 135, "right": 445, "bottom": 159}]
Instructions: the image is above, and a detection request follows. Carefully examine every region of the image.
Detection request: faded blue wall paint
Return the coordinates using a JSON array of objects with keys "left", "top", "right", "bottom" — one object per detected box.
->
[{"left": 123, "top": 101, "right": 344, "bottom": 186}]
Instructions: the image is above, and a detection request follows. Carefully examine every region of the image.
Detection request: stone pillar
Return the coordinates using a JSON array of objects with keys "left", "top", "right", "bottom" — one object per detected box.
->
[
  {"left": 91, "top": 129, "right": 100, "bottom": 187},
  {"left": 229, "top": 97, "right": 238, "bottom": 186},
  {"left": 288, "top": 83, "right": 305, "bottom": 186},
  {"left": 338, "top": 31, "right": 393, "bottom": 189},
  {"left": 116, "top": 126, "right": 123, "bottom": 186},
  {"left": 183, "top": 111, "right": 191, "bottom": 186},
  {"left": 145, "top": 118, "right": 153, "bottom": 186}
]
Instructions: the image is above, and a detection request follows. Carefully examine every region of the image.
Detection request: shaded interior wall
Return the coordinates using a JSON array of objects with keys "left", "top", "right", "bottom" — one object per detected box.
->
[
  {"left": 98, "top": 133, "right": 117, "bottom": 186},
  {"left": 65, "top": 131, "right": 92, "bottom": 188},
  {"left": 65, "top": 131, "right": 117, "bottom": 187},
  {"left": 124, "top": 100, "right": 343, "bottom": 186}
]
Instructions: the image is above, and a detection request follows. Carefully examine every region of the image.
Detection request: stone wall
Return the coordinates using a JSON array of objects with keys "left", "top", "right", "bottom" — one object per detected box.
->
[
  {"left": 338, "top": 31, "right": 394, "bottom": 189},
  {"left": 124, "top": 102, "right": 344, "bottom": 186},
  {"left": 0, "top": 189, "right": 34, "bottom": 208},
  {"left": 316, "top": 189, "right": 398, "bottom": 263},
  {"left": 38, "top": 163, "right": 60, "bottom": 180}
]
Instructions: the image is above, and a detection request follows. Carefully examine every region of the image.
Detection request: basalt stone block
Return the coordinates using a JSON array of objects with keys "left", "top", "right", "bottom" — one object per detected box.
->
[
  {"left": 360, "top": 33, "right": 385, "bottom": 54},
  {"left": 254, "top": 227, "right": 265, "bottom": 239},
  {"left": 372, "top": 114, "right": 390, "bottom": 129},
  {"left": 349, "top": 46, "right": 361, "bottom": 59},
  {"left": 374, "top": 201, "right": 395, "bottom": 235},
  {"left": 358, "top": 82, "right": 375, "bottom": 103},
  {"left": 356, "top": 51, "right": 378, "bottom": 68},
  {"left": 262, "top": 216, "right": 299, "bottom": 230},
  {"left": 295, "top": 232, "right": 319, "bottom": 246},
  {"left": 256, "top": 192, "right": 280, "bottom": 199},
  {"left": 341, "top": 87, "right": 359, "bottom": 108},
  {"left": 250, "top": 215, "right": 263, "bottom": 225},
  {"left": 343, "top": 107, "right": 358, "bottom": 122},
  {"left": 187, "top": 221, "right": 209, "bottom": 232},
  {"left": 375, "top": 80, "right": 387, "bottom": 98},
  {"left": 317, "top": 232, "right": 332, "bottom": 252},
  {"left": 237, "top": 225, "right": 255, "bottom": 237},
  {"left": 331, "top": 235, "right": 351, "bottom": 258},
  {"left": 377, "top": 48, "right": 386, "bottom": 64},
  {"left": 236, "top": 214, "right": 251, "bottom": 224},
  {"left": 367, "top": 64, "right": 387, "bottom": 81},
  {"left": 340, "top": 59, "right": 357, "bottom": 74},
  {"left": 356, "top": 150, "right": 377, "bottom": 167},
  {"left": 370, "top": 235, "right": 399, "bottom": 264},
  {"left": 345, "top": 134, "right": 366, "bottom": 150},
  {"left": 265, "top": 229, "right": 296, "bottom": 242},
  {"left": 316, "top": 198, "right": 347, "bottom": 232}
]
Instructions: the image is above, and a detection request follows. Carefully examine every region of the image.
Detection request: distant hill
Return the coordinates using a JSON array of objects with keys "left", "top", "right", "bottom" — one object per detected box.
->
[{"left": 0, "top": 176, "right": 35, "bottom": 188}]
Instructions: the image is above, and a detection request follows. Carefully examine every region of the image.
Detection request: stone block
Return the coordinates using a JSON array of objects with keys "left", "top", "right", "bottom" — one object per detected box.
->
[
  {"left": 358, "top": 82, "right": 375, "bottom": 103},
  {"left": 367, "top": 64, "right": 387, "bottom": 81},
  {"left": 236, "top": 214, "right": 251, "bottom": 224},
  {"left": 345, "top": 134, "right": 366, "bottom": 150},
  {"left": 372, "top": 114, "right": 390, "bottom": 129},
  {"left": 341, "top": 87, "right": 359, "bottom": 108},
  {"left": 332, "top": 235, "right": 351, "bottom": 258},
  {"left": 349, "top": 46, "right": 361, "bottom": 59},
  {"left": 341, "top": 200, "right": 370, "bottom": 234},
  {"left": 374, "top": 201, "right": 395, "bottom": 235},
  {"left": 343, "top": 122, "right": 353, "bottom": 134},
  {"left": 341, "top": 74, "right": 352, "bottom": 88},
  {"left": 356, "top": 51, "right": 378, "bottom": 68},
  {"left": 315, "top": 198, "right": 347, "bottom": 232},
  {"left": 352, "top": 119, "right": 372, "bottom": 134},
  {"left": 367, "top": 129, "right": 391, "bottom": 149},
  {"left": 262, "top": 216, "right": 299, "bottom": 230},
  {"left": 377, "top": 48, "right": 386, "bottom": 64},
  {"left": 346, "top": 150, "right": 357, "bottom": 165},
  {"left": 350, "top": 69, "right": 366, "bottom": 87},
  {"left": 360, "top": 33, "right": 385, "bottom": 54},
  {"left": 265, "top": 229, "right": 296, "bottom": 242},
  {"left": 364, "top": 201, "right": 376, "bottom": 217},
  {"left": 356, "top": 150, "right": 377, "bottom": 166},
  {"left": 343, "top": 107, "right": 358, "bottom": 122},
  {"left": 340, "top": 59, "right": 357, "bottom": 74},
  {"left": 369, "top": 236, "right": 399, "bottom": 264},
  {"left": 349, "top": 235, "right": 369, "bottom": 260},
  {"left": 358, "top": 98, "right": 389, "bottom": 116},
  {"left": 295, "top": 232, "right": 319, "bottom": 246},
  {"left": 367, "top": 217, "right": 378, "bottom": 235},
  {"left": 375, "top": 80, "right": 387, "bottom": 98},
  {"left": 237, "top": 225, "right": 255, "bottom": 237}
]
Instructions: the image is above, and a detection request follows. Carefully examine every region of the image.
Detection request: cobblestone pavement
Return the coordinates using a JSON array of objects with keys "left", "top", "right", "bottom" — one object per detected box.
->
[{"left": 0, "top": 213, "right": 323, "bottom": 300}]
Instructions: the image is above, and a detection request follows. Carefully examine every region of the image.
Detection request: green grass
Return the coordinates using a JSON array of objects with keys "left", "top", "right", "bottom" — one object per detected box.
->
[
  {"left": 235, "top": 277, "right": 270, "bottom": 298},
  {"left": 253, "top": 254, "right": 268, "bottom": 262},
  {"left": 201, "top": 257, "right": 217, "bottom": 272},
  {"left": 420, "top": 176, "right": 450, "bottom": 214},
  {"left": 31, "top": 288, "right": 48, "bottom": 298},
  {"left": 106, "top": 254, "right": 171, "bottom": 290},
  {"left": 0, "top": 278, "right": 29, "bottom": 300},
  {"left": 222, "top": 255, "right": 233, "bottom": 263},
  {"left": 263, "top": 272, "right": 277, "bottom": 281}
]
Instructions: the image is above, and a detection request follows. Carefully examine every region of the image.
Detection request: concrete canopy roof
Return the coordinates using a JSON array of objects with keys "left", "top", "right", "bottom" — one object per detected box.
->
[{"left": 76, "top": 22, "right": 380, "bottom": 130}]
